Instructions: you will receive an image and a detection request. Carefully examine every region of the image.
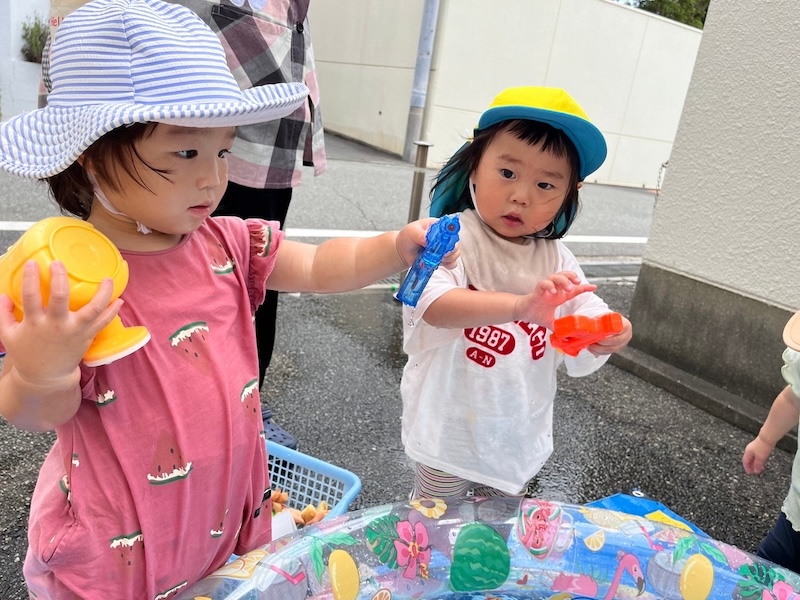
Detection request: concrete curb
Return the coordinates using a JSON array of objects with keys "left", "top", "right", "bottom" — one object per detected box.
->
[{"left": 610, "top": 345, "right": 798, "bottom": 454}]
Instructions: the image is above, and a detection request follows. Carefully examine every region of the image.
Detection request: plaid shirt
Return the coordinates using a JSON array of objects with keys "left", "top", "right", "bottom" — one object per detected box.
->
[{"left": 42, "top": 0, "right": 326, "bottom": 189}]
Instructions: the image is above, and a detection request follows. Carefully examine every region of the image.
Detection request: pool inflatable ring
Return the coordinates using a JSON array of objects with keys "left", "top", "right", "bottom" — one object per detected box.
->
[{"left": 178, "top": 497, "right": 800, "bottom": 600}]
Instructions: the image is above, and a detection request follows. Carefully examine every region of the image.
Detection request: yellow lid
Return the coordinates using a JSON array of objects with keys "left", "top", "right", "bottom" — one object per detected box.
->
[
  {"left": 0, "top": 216, "right": 149, "bottom": 365},
  {"left": 49, "top": 220, "right": 123, "bottom": 283}
]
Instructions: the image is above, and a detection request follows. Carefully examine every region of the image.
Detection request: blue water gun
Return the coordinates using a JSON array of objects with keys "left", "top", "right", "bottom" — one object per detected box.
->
[{"left": 396, "top": 214, "right": 460, "bottom": 307}]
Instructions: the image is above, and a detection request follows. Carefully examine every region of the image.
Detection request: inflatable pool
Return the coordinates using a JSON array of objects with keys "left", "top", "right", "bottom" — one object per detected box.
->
[{"left": 177, "top": 496, "right": 800, "bottom": 600}]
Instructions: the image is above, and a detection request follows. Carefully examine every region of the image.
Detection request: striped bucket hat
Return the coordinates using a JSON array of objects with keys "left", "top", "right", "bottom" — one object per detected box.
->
[{"left": 0, "top": 0, "right": 309, "bottom": 179}]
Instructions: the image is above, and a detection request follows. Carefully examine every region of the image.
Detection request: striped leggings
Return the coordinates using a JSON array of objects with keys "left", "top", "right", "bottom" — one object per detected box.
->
[{"left": 411, "top": 463, "right": 525, "bottom": 499}]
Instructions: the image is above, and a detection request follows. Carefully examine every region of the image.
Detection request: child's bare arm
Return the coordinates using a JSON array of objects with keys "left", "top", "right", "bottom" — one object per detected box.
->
[
  {"left": 267, "top": 219, "right": 456, "bottom": 293},
  {"left": 743, "top": 385, "right": 800, "bottom": 475},
  {"left": 422, "top": 271, "right": 597, "bottom": 329},
  {"left": 0, "top": 261, "right": 120, "bottom": 430},
  {"left": 0, "top": 355, "right": 82, "bottom": 431}
]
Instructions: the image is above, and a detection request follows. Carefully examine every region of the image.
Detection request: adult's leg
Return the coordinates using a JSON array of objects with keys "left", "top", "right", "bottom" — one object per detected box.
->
[
  {"left": 213, "top": 182, "right": 293, "bottom": 387},
  {"left": 756, "top": 511, "right": 800, "bottom": 573}
]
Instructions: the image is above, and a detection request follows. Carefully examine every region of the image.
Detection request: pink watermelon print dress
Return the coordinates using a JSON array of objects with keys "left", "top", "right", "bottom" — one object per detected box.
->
[{"left": 23, "top": 217, "right": 283, "bottom": 599}]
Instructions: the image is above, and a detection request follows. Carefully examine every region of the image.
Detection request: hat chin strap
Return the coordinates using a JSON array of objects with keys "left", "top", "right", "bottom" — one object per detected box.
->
[
  {"left": 88, "top": 173, "right": 152, "bottom": 235},
  {"left": 468, "top": 177, "right": 548, "bottom": 239}
]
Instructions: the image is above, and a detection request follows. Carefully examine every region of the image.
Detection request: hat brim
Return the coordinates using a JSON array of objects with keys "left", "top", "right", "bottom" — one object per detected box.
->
[
  {"left": 0, "top": 82, "right": 308, "bottom": 179},
  {"left": 784, "top": 311, "right": 800, "bottom": 351},
  {"left": 479, "top": 105, "right": 607, "bottom": 181},
  {"left": 430, "top": 103, "right": 608, "bottom": 217}
]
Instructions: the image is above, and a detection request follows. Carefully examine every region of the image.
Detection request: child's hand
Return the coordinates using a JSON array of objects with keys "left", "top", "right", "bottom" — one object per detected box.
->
[
  {"left": 587, "top": 316, "right": 632, "bottom": 356},
  {"left": 0, "top": 261, "right": 121, "bottom": 382},
  {"left": 514, "top": 271, "right": 597, "bottom": 329},
  {"left": 395, "top": 218, "right": 460, "bottom": 269},
  {"left": 439, "top": 243, "right": 460, "bottom": 269},
  {"left": 742, "top": 435, "right": 774, "bottom": 475},
  {"left": 396, "top": 219, "right": 434, "bottom": 268}
]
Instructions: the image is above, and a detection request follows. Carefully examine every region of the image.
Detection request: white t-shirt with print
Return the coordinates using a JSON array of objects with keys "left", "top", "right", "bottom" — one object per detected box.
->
[{"left": 401, "top": 242, "right": 611, "bottom": 495}]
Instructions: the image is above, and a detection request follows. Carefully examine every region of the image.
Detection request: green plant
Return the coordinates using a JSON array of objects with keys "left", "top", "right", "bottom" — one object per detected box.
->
[{"left": 21, "top": 13, "right": 49, "bottom": 63}]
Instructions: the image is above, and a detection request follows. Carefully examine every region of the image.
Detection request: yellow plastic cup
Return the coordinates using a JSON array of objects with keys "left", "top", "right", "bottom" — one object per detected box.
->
[{"left": 0, "top": 217, "right": 150, "bottom": 366}]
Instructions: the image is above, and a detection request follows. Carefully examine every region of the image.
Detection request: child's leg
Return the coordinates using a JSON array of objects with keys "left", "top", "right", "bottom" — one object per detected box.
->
[
  {"left": 411, "top": 463, "right": 472, "bottom": 499},
  {"left": 756, "top": 512, "right": 800, "bottom": 573}
]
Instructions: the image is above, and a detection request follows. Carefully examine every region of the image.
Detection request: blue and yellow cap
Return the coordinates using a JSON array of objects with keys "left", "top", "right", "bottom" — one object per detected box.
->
[{"left": 430, "top": 86, "right": 607, "bottom": 219}]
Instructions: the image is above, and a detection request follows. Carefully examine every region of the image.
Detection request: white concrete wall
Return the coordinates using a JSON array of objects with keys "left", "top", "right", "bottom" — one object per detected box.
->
[
  {"left": 310, "top": 0, "right": 701, "bottom": 189},
  {"left": 642, "top": 1, "right": 800, "bottom": 310},
  {"left": 0, "top": 0, "right": 49, "bottom": 119},
  {"left": 1, "top": 0, "right": 700, "bottom": 189},
  {"left": 308, "top": 1, "right": 425, "bottom": 155}
]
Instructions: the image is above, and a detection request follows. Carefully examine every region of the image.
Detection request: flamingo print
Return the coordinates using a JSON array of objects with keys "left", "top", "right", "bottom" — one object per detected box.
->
[{"left": 552, "top": 550, "right": 646, "bottom": 600}]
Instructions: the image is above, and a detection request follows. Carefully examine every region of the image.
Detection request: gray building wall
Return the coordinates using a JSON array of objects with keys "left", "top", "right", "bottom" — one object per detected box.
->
[{"left": 625, "top": 0, "right": 800, "bottom": 434}]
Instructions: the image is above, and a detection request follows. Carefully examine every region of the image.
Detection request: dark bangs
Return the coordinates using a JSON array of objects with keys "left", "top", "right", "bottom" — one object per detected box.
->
[
  {"left": 504, "top": 119, "right": 581, "bottom": 190},
  {"left": 430, "top": 119, "right": 582, "bottom": 217},
  {"left": 47, "top": 122, "right": 166, "bottom": 219}
]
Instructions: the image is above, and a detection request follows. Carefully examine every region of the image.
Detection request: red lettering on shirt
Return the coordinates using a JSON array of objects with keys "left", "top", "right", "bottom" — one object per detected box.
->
[
  {"left": 529, "top": 325, "right": 547, "bottom": 360},
  {"left": 513, "top": 321, "right": 548, "bottom": 360},
  {"left": 517, "top": 320, "right": 535, "bottom": 336},
  {"left": 462, "top": 285, "right": 547, "bottom": 363},
  {"left": 466, "top": 347, "right": 496, "bottom": 367},
  {"left": 464, "top": 325, "right": 515, "bottom": 355}
]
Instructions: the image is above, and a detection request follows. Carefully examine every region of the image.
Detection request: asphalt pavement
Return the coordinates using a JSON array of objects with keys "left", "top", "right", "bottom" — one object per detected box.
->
[{"left": 0, "top": 134, "right": 794, "bottom": 599}]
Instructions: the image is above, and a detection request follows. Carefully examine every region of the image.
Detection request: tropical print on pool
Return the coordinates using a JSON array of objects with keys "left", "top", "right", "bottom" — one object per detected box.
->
[{"left": 177, "top": 497, "right": 800, "bottom": 600}]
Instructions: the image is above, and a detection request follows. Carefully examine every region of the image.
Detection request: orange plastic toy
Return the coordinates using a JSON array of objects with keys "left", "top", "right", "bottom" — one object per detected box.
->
[
  {"left": 550, "top": 312, "right": 623, "bottom": 357},
  {"left": 0, "top": 217, "right": 150, "bottom": 366}
]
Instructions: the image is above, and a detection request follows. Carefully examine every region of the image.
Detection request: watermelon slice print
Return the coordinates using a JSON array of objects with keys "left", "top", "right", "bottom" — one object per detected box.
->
[
  {"left": 211, "top": 508, "right": 228, "bottom": 538},
  {"left": 154, "top": 580, "right": 188, "bottom": 600},
  {"left": 58, "top": 474, "right": 71, "bottom": 502},
  {"left": 169, "top": 322, "right": 211, "bottom": 374},
  {"left": 517, "top": 499, "right": 564, "bottom": 559},
  {"left": 147, "top": 431, "right": 192, "bottom": 485},
  {"left": 110, "top": 530, "right": 144, "bottom": 577},
  {"left": 59, "top": 450, "right": 74, "bottom": 503},
  {"left": 255, "top": 224, "right": 274, "bottom": 258},
  {"left": 203, "top": 229, "right": 235, "bottom": 275},
  {"left": 240, "top": 379, "right": 262, "bottom": 429},
  {"left": 95, "top": 371, "right": 117, "bottom": 407}
]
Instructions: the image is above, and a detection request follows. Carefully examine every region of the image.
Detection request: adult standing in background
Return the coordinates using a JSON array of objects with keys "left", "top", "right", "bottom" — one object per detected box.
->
[{"left": 172, "top": 0, "right": 327, "bottom": 396}]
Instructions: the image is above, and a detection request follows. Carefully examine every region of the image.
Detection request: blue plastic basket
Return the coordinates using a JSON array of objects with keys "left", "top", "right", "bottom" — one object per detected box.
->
[{"left": 266, "top": 442, "right": 362, "bottom": 517}]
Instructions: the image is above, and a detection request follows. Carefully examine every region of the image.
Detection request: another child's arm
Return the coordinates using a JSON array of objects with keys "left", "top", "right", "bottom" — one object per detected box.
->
[
  {"left": 266, "top": 218, "right": 456, "bottom": 293},
  {"left": 743, "top": 384, "right": 800, "bottom": 475},
  {"left": 421, "top": 271, "right": 597, "bottom": 330},
  {"left": 0, "top": 261, "right": 120, "bottom": 431}
]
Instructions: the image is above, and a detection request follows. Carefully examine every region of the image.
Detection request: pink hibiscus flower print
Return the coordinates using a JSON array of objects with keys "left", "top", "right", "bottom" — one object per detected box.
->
[{"left": 393, "top": 520, "right": 432, "bottom": 579}]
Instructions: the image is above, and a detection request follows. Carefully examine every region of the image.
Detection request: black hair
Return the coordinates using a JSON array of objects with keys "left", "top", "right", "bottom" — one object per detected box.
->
[
  {"left": 429, "top": 119, "right": 582, "bottom": 238},
  {"left": 47, "top": 122, "right": 170, "bottom": 219}
]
